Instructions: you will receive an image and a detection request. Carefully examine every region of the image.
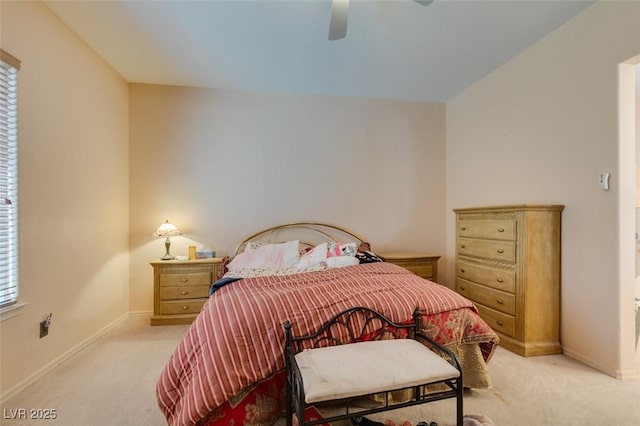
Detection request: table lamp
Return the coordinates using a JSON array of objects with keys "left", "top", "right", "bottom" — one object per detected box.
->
[{"left": 153, "top": 220, "right": 182, "bottom": 260}]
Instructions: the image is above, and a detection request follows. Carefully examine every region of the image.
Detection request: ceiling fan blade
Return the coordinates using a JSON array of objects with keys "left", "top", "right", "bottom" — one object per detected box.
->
[
  {"left": 328, "top": 0, "right": 349, "bottom": 41},
  {"left": 414, "top": 0, "right": 434, "bottom": 6}
]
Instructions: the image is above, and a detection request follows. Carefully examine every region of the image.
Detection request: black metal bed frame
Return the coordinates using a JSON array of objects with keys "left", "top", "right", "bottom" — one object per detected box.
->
[{"left": 283, "top": 307, "right": 463, "bottom": 426}]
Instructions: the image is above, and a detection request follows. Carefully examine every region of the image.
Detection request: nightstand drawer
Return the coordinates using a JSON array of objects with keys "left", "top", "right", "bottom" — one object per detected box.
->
[
  {"left": 456, "top": 278, "right": 515, "bottom": 315},
  {"left": 390, "top": 260, "right": 433, "bottom": 279},
  {"left": 160, "top": 272, "right": 211, "bottom": 287},
  {"left": 456, "top": 260, "right": 515, "bottom": 293},
  {"left": 160, "top": 285, "right": 210, "bottom": 300},
  {"left": 476, "top": 304, "right": 515, "bottom": 338},
  {"left": 457, "top": 238, "right": 516, "bottom": 263},
  {"left": 458, "top": 219, "right": 516, "bottom": 241},
  {"left": 406, "top": 263, "right": 433, "bottom": 279},
  {"left": 379, "top": 254, "right": 440, "bottom": 282},
  {"left": 160, "top": 299, "right": 207, "bottom": 315}
]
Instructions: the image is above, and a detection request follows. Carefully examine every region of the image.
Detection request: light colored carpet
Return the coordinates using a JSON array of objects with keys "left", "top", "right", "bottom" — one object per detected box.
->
[{"left": 1, "top": 315, "right": 639, "bottom": 426}]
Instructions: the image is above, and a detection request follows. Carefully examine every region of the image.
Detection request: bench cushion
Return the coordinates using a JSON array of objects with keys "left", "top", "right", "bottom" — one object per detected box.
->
[{"left": 294, "top": 339, "right": 460, "bottom": 404}]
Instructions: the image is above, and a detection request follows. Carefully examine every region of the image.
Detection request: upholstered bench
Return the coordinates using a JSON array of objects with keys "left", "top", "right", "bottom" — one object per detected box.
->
[{"left": 283, "top": 307, "right": 463, "bottom": 426}]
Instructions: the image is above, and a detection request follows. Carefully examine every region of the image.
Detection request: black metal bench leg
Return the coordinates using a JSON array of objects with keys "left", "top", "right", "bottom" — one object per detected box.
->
[
  {"left": 456, "top": 378, "right": 463, "bottom": 426},
  {"left": 296, "top": 403, "right": 305, "bottom": 426},
  {"left": 285, "top": 373, "right": 292, "bottom": 426}
]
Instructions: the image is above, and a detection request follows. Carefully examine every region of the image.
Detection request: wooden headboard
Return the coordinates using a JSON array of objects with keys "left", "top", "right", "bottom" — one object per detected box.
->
[{"left": 233, "top": 222, "right": 367, "bottom": 257}]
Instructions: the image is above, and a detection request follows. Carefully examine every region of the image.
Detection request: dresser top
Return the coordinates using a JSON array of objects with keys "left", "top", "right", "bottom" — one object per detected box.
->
[{"left": 454, "top": 204, "right": 564, "bottom": 213}]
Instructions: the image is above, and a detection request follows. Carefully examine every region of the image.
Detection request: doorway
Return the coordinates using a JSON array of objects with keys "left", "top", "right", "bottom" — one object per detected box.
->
[
  {"left": 635, "top": 64, "right": 640, "bottom": 367},
  {"left": 621, "top": 58, "right": 640, "bottom": 374}
]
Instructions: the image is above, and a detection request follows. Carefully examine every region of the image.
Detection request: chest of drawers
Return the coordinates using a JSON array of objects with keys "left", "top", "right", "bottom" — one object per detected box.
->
[
  {"left": 454, "top": 205, "right": 563, "bottom": 356},
  {"left": 150, "top": 258, "right": 222, "bottom": 326}
]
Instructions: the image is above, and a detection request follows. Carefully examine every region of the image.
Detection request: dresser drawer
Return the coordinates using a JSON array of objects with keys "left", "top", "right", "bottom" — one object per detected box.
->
[
  {"left": 458, "top": 219, "right": 516, "bottom": 241},
  {"left": 160, "top": 285, "right": 210, "bottom": 300},
  {"left": 476, "top": 304, "right": 516, "bottom": 338},
  {"left": 456, "top": 260, "right": 515, "bottom": 293},
  {"left": 160, "top": 272, "right": 211, "bottom": 287},
  {"left": 456, "top": 278, "right": 515, "bottom": 315},
  {"left": 457, "top": 238, "right": 516, "bottom": 263},
  {"left": 160, "top": 299, "right": 207, "bottom": 315}
]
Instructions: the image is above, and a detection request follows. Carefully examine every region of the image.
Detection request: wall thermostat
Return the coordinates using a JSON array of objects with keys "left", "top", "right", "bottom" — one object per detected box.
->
[{"left": 599, "top": 173, "right": 610, "bottom": 190}]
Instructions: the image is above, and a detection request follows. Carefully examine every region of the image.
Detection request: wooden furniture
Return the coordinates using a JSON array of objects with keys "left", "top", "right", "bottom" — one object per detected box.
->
[
  {"left": 379, "top": 253, "right": 440, "bottom": 282},
  {"left": 454, "top": 205, "right": 563, "bottom": 356},
  {"left": 150, "top": 258, "right": 222, "bottom": 326},
  {"left": 284, "top": 307, "right": 463, "bottom": 426}
]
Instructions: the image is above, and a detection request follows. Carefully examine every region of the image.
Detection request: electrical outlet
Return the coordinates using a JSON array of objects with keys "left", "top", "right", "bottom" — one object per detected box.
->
[
  {"left": 39, "top": 320, "right": 48, "bottom": 338},
  {"left": 39, "top": 313, "right": 53, "bottom": 338}
]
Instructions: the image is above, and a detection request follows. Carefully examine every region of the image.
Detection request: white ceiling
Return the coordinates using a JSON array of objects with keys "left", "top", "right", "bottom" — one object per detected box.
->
[{"left": 44, "top": 0, "right": 598, "bottom": 102}]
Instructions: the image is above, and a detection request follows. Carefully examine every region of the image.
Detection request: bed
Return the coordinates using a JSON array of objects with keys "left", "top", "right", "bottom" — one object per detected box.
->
[{"left": 155, "top": 222, "right": 499, "bottom": 426}]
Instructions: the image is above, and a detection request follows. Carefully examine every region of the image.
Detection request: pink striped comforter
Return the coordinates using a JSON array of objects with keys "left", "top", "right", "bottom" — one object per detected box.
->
[{"left": 156, "top": 262, "right": 497, "bottom": 426}]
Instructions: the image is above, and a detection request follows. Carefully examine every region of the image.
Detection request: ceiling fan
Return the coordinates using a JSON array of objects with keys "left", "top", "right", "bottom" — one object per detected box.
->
[{"left": 328, "top": 0, "right": 434, "bottom": 41}]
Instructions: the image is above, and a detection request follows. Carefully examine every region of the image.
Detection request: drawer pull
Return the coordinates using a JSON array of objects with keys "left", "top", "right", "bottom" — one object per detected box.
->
[
  {"left": 181, "top": 277, "right": 189, "bottom": 283},
  {"left": 182, "top": 306, "right": 190, "bottom": 311},
  {"left": 497, "top": 228, "right": 504, "bottom": 232},
  {"left": 460, "top": 268, "right": 465, "bottom": 273},
  {"left": 496, "top": 320, "right": 504, "bottom": 326},
  {"left": 461, "top": 244, "right": 466, "bottom": 249},
  {"left": 181, "top": 290, "right": 189, "bottom": 295},
  {"left": 497, "top": 299, "right": 504, "bottom": 304},
  {"left": 461, "top": 226, "right": 466, "bottom": 231},
  {"left": 497, "top": 278, "right": 504, "bottom": 283},
  {"left": 497, "top": 249, "right": 504, "bottom": 254},
  {"left": 460, "top": 286, "right": 465, "bottom": 291}
]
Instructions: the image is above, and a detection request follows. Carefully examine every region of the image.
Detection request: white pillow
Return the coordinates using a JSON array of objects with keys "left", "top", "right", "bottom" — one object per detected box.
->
[
  {"left": 326, "top": 256, "right": 359, "bottom": 268},
  {"left": 244, "top": 241, "right": 265, "bottom": 251},
  {"left": 297, "top": 243, "right": 328, "bottom": 270},
  {"left": 227, "top": 240, "right": 300, "bottom": 271}
]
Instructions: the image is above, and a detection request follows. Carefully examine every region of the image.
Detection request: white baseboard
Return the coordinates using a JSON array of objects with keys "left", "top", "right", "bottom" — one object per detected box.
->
[
  {"left": 128, "top": 310, "right": 153, "bottom": 317},
  {"left": 0, "top": 312, "right": 130, "bottom": 403},
  {"left": 617, "top": 367, "right": 640, "bottom": 380},
  {"left": 562, "top": 347, "right": 640, "bottom": 380}
]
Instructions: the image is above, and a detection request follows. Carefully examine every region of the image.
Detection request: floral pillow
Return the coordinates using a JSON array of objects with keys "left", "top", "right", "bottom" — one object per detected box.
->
[{"left": 327, "top": 242, "right": 358, "bottom": 258}]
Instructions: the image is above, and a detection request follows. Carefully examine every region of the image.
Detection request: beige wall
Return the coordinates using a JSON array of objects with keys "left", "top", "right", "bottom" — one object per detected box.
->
[
  {"left": 1, "top": 0, "right": 637, "bottom": 400},
  {"left": 446, "top": 1, "right": 640, "bottom": 377},
  {"left": 0, "top": 1, "right": 130, "bottom": 398},
  {"left": 129, "top": 84, "right": 446, "bottom": 312}
]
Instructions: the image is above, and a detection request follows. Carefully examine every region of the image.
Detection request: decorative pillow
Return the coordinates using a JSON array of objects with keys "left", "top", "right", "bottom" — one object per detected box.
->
[
  {"left": 326, "top": 256, "right": 359, "bottom": 268},
  {"left": 244, "top": 241, "right": 266, "bottom": 251},
  {"left": 218, "top": 256, "right": 231, "bottom": 280},
  {"left": 356, "top": 251, "right": 383, "bottom": 264},
  {"left": 227, "top": 240, "right": 300, "bottom": 271},
  {"left": 297, "top": 242, "right": 328, "bottom": 270},
  {"left": 357, "top": 242, "right": 372, "bottom": 252},
  {"left": 327, "top": 242, "right": 358, "bottom": 258}
]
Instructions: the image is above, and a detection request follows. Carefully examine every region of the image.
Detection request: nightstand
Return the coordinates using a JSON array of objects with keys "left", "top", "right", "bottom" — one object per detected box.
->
[
  {"left": 150, "top": 258, "right": 222, "bottom": 326},
  {"left": 379, "top": 253, "right": 440, "bottom": 282}
]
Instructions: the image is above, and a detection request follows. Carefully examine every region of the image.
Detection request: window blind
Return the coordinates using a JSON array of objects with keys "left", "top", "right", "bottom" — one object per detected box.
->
[{"left": 0, "top": 49, "right": 19, "bottom": 309}]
